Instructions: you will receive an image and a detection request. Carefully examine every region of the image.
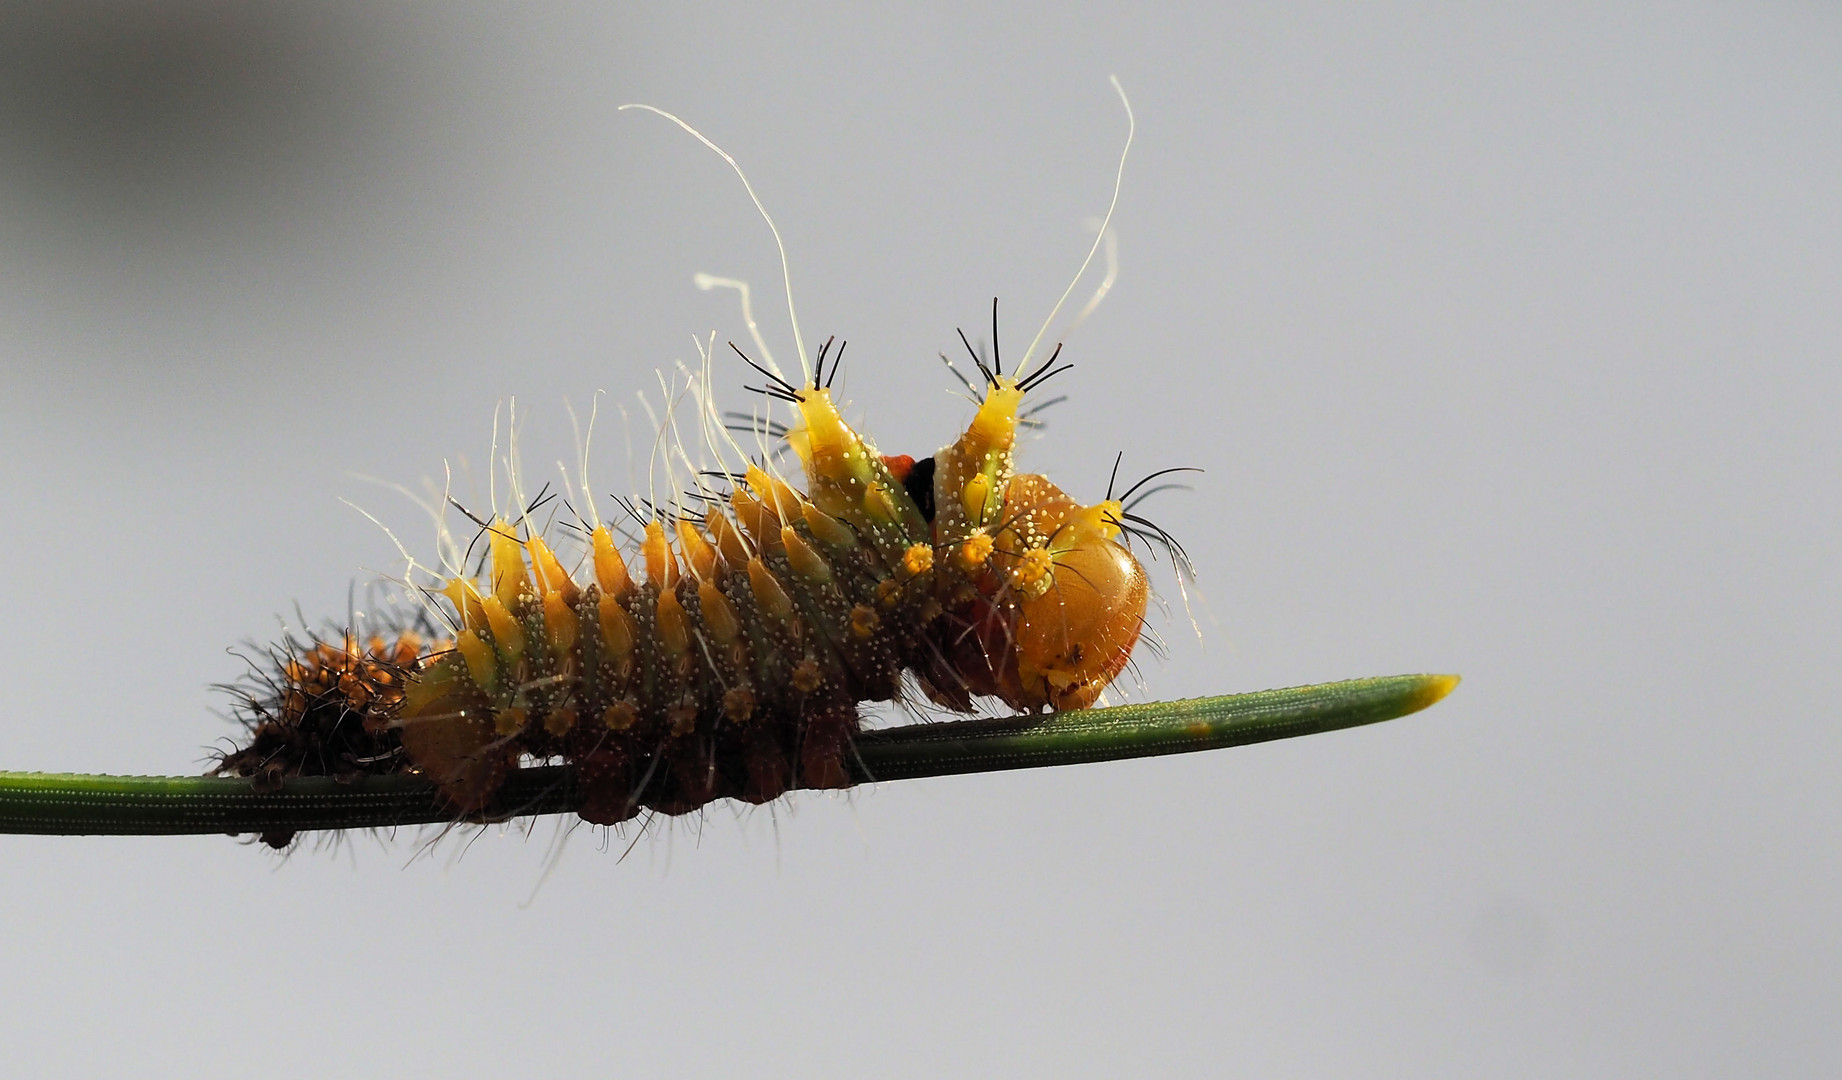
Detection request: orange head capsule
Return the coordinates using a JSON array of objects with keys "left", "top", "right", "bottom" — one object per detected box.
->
[
  {"left": 943, "top": 471, "right": 1142, "bottom": 715},
  {"left": 1011, "top": 529, "right": 1148, "bottom": 710},
  {"left": 989, "top": 473, "right": 1150, "bottom": 711}
]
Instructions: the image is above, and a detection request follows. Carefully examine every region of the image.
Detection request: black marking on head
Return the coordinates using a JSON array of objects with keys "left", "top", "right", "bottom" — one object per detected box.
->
[{"left": 904, "top": 455, "right": 938, "bottom": 523}]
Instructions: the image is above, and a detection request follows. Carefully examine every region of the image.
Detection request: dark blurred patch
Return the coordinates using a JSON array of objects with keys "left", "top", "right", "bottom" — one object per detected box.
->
[{"left": 0, "top": 3, "right": 406, "bottom": 226}]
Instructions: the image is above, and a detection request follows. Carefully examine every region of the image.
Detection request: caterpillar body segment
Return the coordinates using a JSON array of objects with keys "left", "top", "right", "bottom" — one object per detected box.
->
[
  {"left": 204, "top": 87, "right": 1181, "bottom": 839},
  {"left": 221, "top": 352, "right": 1155, "bottom": 825}
]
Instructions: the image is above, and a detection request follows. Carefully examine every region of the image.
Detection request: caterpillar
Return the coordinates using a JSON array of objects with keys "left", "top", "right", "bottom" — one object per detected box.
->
[{"left": 215, "top": 84, "right": 1187, "bottom": 841}]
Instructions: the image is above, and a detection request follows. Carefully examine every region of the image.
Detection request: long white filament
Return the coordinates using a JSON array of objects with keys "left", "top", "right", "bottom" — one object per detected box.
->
[
  {"left": 1017, "top": 75, "right": 1136, "bottom": 380},
  {"left": 694, "top": 273, "right": 787, "bottom": 386},
  {"left": 619, "top": 103, "right": 812, "bottom": 387}
]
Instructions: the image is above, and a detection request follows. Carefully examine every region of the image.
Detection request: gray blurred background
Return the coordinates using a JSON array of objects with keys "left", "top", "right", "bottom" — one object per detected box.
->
[{"left": 1, "top": 3, "right": 1837, "bottom": 1076}]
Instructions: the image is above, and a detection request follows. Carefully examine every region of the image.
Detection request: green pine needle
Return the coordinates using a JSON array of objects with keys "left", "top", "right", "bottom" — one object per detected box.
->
[{"left": 0, "top": 674, "right": 1457, "bottom": 839}]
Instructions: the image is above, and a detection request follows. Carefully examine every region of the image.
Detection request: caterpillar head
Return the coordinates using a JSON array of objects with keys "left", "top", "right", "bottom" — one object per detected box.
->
[
  {"left": 906, "top": 371, "right": 1153, "bottom": 712},
  {"left": 988, "top": 472, "right": 1148, "bottom": 710}
]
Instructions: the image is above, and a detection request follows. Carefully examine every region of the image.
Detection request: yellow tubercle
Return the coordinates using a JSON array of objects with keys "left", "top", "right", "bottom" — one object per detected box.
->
[
  {"left": 730, "top": 487, "right": 780, "bottom": 548},
  {"left": 402, "top": 657, "right": 456, "bottom": 714},
  {"left": 698, "top": 580, "right": 741, "bottom": 644},
  {"left": 783, "top": 423, "right": 812, "bottom": 473},
  {"left": 480, "top": 595, "right": 525, "bottom": 661},
  {"left": 789, "top": 387, "right": 852, "bottom": 475},
  {"left": 543, "top": 704, "right": 578, "bottom": 736},
  {"left": 802, "top": 504, "right": 856, "bottom": 549},
  {"left": 862, "top": 484, "right": 900, "bottom": 525},
  {"left": 642, "top": 521, "right": 679, "bottom": 590},
  {"left": 781, "top": 526, "right": 831, "bottom": 584},
  {"left": 1009, "top": 547, "right": 1056, "bottom": 597},
  {"left": 597, "top": 593, "right": 634, "bottom": 660},
  {"left": 487, "top": 519, "right": 528, "bottom": 608},
  {"left": 656, "top": 588, "right": 692, "bottom": 656},
  {"left": 1079, "top": 499, "right": 1126, "bottom": 543},
  {"left": 591, "top": 526, "right": 634, "bottom": 599},
  {"left": 456, "top": 630, "right": 496, "bottom": 691},
  {"left": 495, "top": 705, "right": 528, "bottom": 737},
  {"left": 901, "top": 543, "right": 934, "bottom": 578},
  {"left": 723, "top": 687, "right": 756, "bottom": 723},
  {"left": 931, "top": 375, "right": 1027, "bottom": 538},
  {"left": 957, "top": 533, "right": 994, "bottom": 574},
  {"left": 543, "top": 590, "right": 578, "bottom": 652},
  {"left": 788, "top": 387, "right": 902, "bottom": 529},
  {"left": 960, "top": 473, "right": 994, "bottom": 523},
  {"left": 525, "top": 534, "right": 580, "bottom": 605},
  {"left": 677, "top": 519, "right": 718, "bottom": 581},
  {"left": 747, "top": 558, "right": 795, "bottom": 623},
  {"left": 965, "top": 377, "right": 1024, "bottom": 455},
  {"left": 441, "top": 578, "right": 488, "bottom": 632},
  {"left": 708, "top": 512, "right": 751, "bottom": 568},
  {"left": 744, "top": 465, "right": 802, "bottom": 521}
]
